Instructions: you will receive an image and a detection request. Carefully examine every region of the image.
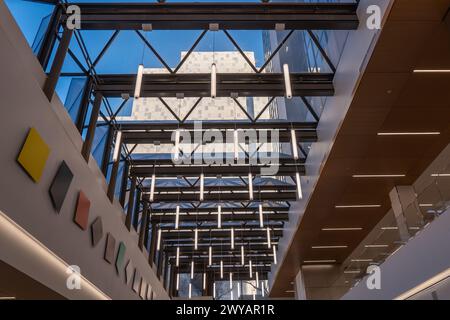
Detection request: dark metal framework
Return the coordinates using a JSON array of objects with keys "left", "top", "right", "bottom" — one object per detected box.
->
[{"left": 33, "top": 1, "right": 359, "bottom": 298}]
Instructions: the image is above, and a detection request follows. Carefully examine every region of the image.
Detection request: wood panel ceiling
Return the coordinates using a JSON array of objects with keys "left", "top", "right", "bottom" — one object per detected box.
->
[{"left": 270, "top": 0, "right": 450, "bottom": 298}]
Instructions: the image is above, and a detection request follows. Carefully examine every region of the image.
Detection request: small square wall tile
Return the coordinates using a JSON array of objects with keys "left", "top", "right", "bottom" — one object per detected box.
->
[
  {"left": 104, "top": 233, "right": 116, "bottom": 264},
  {"left": 74, "top": 191, "right": 90, "bottom": 230},
  {"left": 90, "top": 217, "right": 103, "bottom": 247},
  {"left": 49, "top": 161, "right": 74, "bottom": 213},
  {"left": 17, "top": 127, "right": 50, "bottom": 183}
]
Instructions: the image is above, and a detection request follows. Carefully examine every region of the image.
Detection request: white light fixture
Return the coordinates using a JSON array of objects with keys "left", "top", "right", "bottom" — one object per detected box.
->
[
  {"left": 431, "top": 173, "right": 450, "bottom": 177},
  {"left": 176, "top": 273, "right": 180, "bottom": 290},
  {"left": 188, "top": 283, "right": 192, "bottom": 299},
  {"left": 209, "top": 246, "right": 212, "bottom": 266},
  {"left": 156, "top": 228, "right": 162, "bottom": 251},
  {"left": 112, "top": 131, "right": 122, "bottom": 162},
  {"left": 335, "top": 204, "right": 381, "bottom": 208},
  {"left": 234, "top": 129, "right": 239, "bottom": 160},
  {"left": 249, "top": 260, "right": 253, "bottom": 278},
  {"left": 241, "top": 246, "right": 245, "bottom": 265},
  {"left": 283, "top": 63, "right": 292, "bottom": 99},
  {"left": 149, "top": 174, "right": 156, "bottom": 202},
  {"left": 248, "top": 173, "right": 253, "bottom": 200},
  {"left": 291, "top": 129, "right": 299, "bottom": 160},
  {"left": 259, "top": 203, "right": 264, "bottom": 228},
  {"left": 191, "top": 260, "right": 195, "bottom": 279},
  {"left": 173, "top": 129, "right": 180, "bottom": 162},
  {"left": 352, "top": 174, "right": 405, "bottom": 178},
  {"left": 261, "top": 281, "right": 265, "bottom": 297},
  {"left": 211, "top": 63, "right": 217, "bottom": 98},
  {"left": 295, "top": 172, "right": 302, "bottom": 199},
  {"left": 321, "top": 227, "right": 363, "bottom": 231},
  {"left": 175, "top": 205, "right": 180, "bottom": 229},
  {"left": 199, "top": 173, "right": 204, "bottom": 201},
  {"left": 194, "top": 228, "right": 198, "bottom": 250},
  {"left": 256, "top": 271, "right": 259, "bottom": 287},
  {"left": 176, "top": 246, "right": 180, "bottom": 267},
  {"left": 217, "top": 205, "right": 222, "bottom": 228},
  {"left": 351, "top": 259, "right": 373, "bottom": 262},
  {"left": 303, "top": 259, "right": 337, "bottom": 264},
  {"left": 220, "top": 260, "right": 224, "bottom": 279},
  {"left": 231, "top": 228, "right": 235, "bottom": 249},
  {"left": 231, "top": 290, "right": 234, "bottom": 301},
  {"left": 377, "top": 132, "right": 440, "bottom": 136},
  {"left": 229, "top": 272, "right": 233, "bottom": 289},
  {"left": 237, "top": 282, "right": 241, "bottom": 298},
  {"left": 266, "top": 227, "right": 271, "bottom": 248},
  {"left": 134, "top": 64, "right": 144, "bottom": 99},
  {"left": 272, "top": 245, "right": 277, "bottom": 265},
  {"left": 364, "top": 244, "right": 389, "bottom": 248},
  {"left": 213, "top": 282, "right": 216, "bottom": 299},
  {"left": 413, "top": 69, "right": 450, "bottom": 73},
  {"left": 311, "top": 245, "right": 348, "bottom": 249},
  {"left": 203, "top": 272, "right": 207, "bottom": 290}
]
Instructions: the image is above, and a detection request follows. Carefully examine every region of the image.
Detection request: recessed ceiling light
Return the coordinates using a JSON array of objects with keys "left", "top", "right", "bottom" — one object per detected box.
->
[
  {"left": 303, "top": 259, "right": 337, "bottom": 263},
  {"left": 352, "top": 174, "right": 405, "bottom": 178},
  {"left": 381, "top": 226, "right": 398, "bottom": 230},
  {"left": 344, "top": 270, "right": 361, "bottom": 274},
  {"left": 377, "top": 132, "right": 440, "bottom": 136},
  {"left": 413, "top": 69, "right": 450, "bottom": 73},
  {"left": 365, "top": 244, "right": 389, "bottom": 248},
  {"left": 311, "top": 245, "right": 348, "bottom": 249},
  {"left": 431, "top": 173, "right": 450, "bottom": 177},
  {"left": 335, "top": 204, "right": 381, "bottom": 208},
  {"left": 351, "top": 259, "right": 373, "bottom": 262},
  {"left": 321, "top": 227, "right": 363, "bottom": 231},
  {"left": 419, "top": 203, "right": 433, "bottom": 207}
]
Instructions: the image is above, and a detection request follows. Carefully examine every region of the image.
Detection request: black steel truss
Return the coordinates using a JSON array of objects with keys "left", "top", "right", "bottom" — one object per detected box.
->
[
  {"left": 58, "top": 3, "right": 359, "bottom": 30},
  {"left": 94, "top": 73, "right": 334, "bottom": 98}
]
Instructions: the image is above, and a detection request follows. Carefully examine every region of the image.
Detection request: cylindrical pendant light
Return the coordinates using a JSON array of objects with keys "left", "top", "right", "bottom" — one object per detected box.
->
[
  {"left": 217, "top": 205, "right": 222, "bottom": 228},
  {"left": 267, "top": 227, "right": 271, "bottom": 248},
  {"left": 241, "top": 245, "right": 245, "bottom": 265},
  {"left": 248, "top": 173, "right": 253, "bottom": 200},
  {"left": 199, "top": 173, "right": 204, "bottom": 201},
  {"left": 273, "top": 245, "right": 277, "bottom": 265},
  {"left": 296, "top": 172, "right": 303, "bottom": 199},
  {"left": 175, "top": 205, "right": 180, "bottom": 229},
  {"left": 230, "top": 228, "right": 234, "bottom": 250},
  {"left": 220, "top": 260, "right": 224, "bottom": 279},
  {"left": 149, "top": 173, "right": 156, "bottom": 202},
  {"left": 209, "top": 246, "right": 212, "bottom": 266},
  {"left": 249, "top": 260, "right": 253, "bottom": 278},
  {"left": 283, "top": 63, "right": 292, "bottom": 99},
  {"left": 134, "top": 64, "right": 144, "bottom": 99},
  {"left": 259, "top": 203, "right": 264, "bottom": 228},
  {"left": 191, "top": 260, "right": 195, "bottom": 279},
  {"left": 156, "top": 228, "right": 162, "bottom": 251},
  {"left": 234, "top": 129, "right": 239, "bottom": 160},
  {"left": 256, "top": 271, "right": 259, "bottom": 287},
  {"left": 291, "top": 129, "right": 299, "bottom": 160},
  {"left": 176, "top": 273, "right": 180, "bottom": 290},
  {"left": 176, "top": 246, "right": 180, "bottom": 267},
  {"left": 229, "top": 272, "right": 233, "bottom": 289},
  {"left": 211, "top": 63, "right": 217, "bottom": 98},
  {"left": 194, "top": 228, "right": 198, "bottom": 250}
]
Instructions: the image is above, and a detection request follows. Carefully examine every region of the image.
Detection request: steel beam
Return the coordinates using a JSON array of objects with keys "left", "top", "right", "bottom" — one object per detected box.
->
[
  {"left": 95, "top": 73, "right": 334, "bottom": 97},
  {"left": 61, "top": 3, "right": 359, "bottom": 30}
]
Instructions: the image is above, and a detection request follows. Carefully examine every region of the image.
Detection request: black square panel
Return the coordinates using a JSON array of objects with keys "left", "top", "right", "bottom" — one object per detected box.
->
[
  {"left": 49, "top": 161, "right": 74, "bottom": 213},
  {"left": 90, "top": 216, "right": 103, "bottom": 247}
]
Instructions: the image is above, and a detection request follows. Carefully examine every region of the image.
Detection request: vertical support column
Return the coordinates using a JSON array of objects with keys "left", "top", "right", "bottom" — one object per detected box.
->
[
  {"left": 119, "top": 162, "right": 129, "bottom": 208},
  {"left": 138, "top": 201, "right": 149, "bottom": 250},
  {"left": 43, "top": 26, "right": 73, "bottom": 101},
  {"left": 75, "top": 78, "right": 94, "bottom": 133},
  {"left": 149, "top": 223, "right": 157, "bottom": 266},
  {"left": 107, "top": 132, "right": 122, "bottom": 202},
  {"left": 101, "top": 127, "right": 115, "bottom": 175},
  {"left": 37, "top": 6, "right": 62, "bottom": 69},
  {"left": 389, "top": 186, "right": 421, "bottom": 242},
  {"left": 133, "top": 190, "right": 141, "bottom": 231},
  {"left": 157, "top": 248, "right": 164, "bottom": 279},
  {"left": 169, "top": 265, "right": 177, "bottom": 298},
  {"left": 206, "top": 270, "right": 214, "bottom": 296},
  {"left": 81, "top": 92, "right": 103, "bottom": 162},
  {"left": 294, "top": 267, "right": 307, "bottom": 300},
  {"left": 125, "top": 176, "right": 137, "bottom": 230},
  {"left": 144, "top": 207, "right": 151, "bottom": 248}
]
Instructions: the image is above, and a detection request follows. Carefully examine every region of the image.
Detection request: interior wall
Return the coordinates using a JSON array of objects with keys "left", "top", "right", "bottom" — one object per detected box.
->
[{"left": 0, "top": 2, "right": 168, "bottom": 300}]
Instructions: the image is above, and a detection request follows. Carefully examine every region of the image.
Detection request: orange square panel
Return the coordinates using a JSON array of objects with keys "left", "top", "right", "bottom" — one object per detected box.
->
[{"left": 74, "top": 191, "right": 90, "bottom": 230}]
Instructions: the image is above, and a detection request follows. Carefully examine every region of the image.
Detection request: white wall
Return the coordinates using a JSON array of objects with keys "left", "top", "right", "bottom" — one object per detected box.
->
[{"left": 0, "top": 2, "right": 168, "bottom": 300}]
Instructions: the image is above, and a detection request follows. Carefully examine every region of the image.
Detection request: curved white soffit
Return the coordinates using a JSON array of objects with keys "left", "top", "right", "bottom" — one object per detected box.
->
[{"left": 0, "top": 210, "right": 110, "bottom": 300}]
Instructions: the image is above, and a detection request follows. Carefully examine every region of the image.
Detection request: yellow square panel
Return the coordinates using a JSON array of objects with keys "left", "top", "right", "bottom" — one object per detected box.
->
[{"left": 17, "top": 127, "right": 50, "bottom": 183}]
